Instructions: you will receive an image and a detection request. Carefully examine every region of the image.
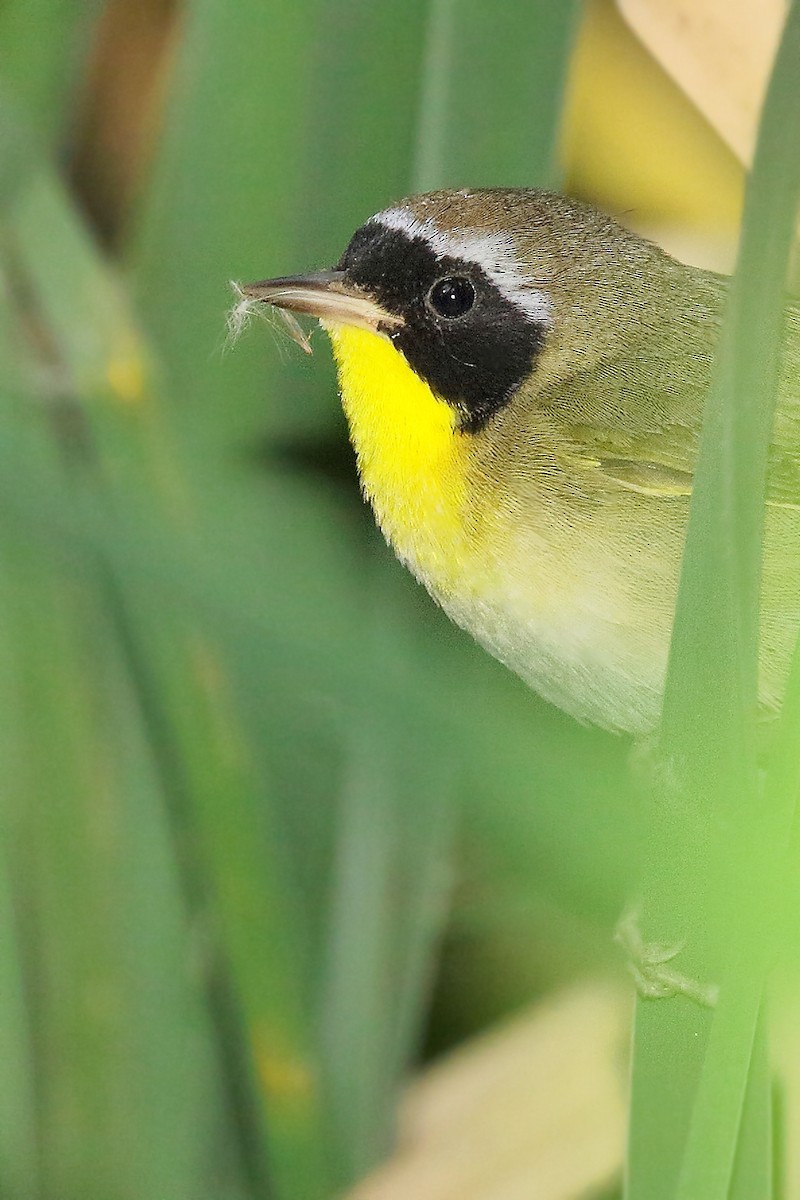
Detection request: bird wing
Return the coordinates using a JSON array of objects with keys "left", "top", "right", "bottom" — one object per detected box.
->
[
  {"left": 557, "top": 342, "right": 800, "bottom": 508},
  {"left": 569, "top": 417, "right": 800, "bottom": 509},
  {"left": 580, "top": 452, "right": 694, "bottom": 498}
]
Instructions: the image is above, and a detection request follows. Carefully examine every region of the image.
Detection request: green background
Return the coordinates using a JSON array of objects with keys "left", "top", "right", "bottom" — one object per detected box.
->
[{"left": 0, "top": 2, "right": 797, "bottom": 1198}]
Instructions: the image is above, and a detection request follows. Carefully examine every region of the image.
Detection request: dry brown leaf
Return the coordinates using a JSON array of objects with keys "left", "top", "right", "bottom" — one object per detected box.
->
[
  {"left": 617, "top": 0, "right": 785, "bottom": 164},
  {"left": 345, "top": 981, "right": 629, "bottom": 1200}
]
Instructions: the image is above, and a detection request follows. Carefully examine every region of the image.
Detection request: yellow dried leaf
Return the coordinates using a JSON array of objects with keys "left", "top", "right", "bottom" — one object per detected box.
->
[
  {"left": 617, "top": 0, "right": 785, "bottom": 163},
  {"left": 346, "top": 982, "right": 628, "bottom": 1200}
]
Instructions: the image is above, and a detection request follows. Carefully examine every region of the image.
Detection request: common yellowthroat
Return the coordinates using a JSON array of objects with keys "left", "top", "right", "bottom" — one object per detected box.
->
[{"left": 240, "top": 188, "right": 800, "bottom": 735}]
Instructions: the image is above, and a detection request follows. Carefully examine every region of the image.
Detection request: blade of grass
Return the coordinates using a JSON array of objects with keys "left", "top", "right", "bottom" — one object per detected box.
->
[
  {"left": 0, "top": 0, "right": 106, "bottom": 144},
  {"left": 0, "top": 371, "right": 39, "bottom": 1200},
  {"left": 298, "top": 0, "right": 430, "bottom": 249},
  {"left": 674, "top": 525, "right": 800, "bottom": 1200},
  {"left": 123, "top": 592, "right": 336, "bottom": 1197},
  {"left": 127, "top": 0, "right": 334, "bottom": 449},
  {"left": 413, "top": 0, "right": 580, "bottom": 191},
  {"left": 319, "top": 567, "right": 458, "bottom": 1179},
  {"left": 731, "top": 1022, "right": 773, "bottom": 1200},
  {"left": 626, "top": 4, "right": 800, "bottom": 1197},
  {"left": 0, "top": 833, "right": 38, "bottom": 1199}
]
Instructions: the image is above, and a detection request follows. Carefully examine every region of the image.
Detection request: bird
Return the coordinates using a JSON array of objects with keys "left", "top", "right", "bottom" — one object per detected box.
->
[{"left": 238, "top": 187, "right": 800, "bottom": 736}]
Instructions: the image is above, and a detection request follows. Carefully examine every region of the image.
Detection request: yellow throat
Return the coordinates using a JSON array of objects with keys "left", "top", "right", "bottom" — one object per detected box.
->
[{"left": 326, "top": 323, "right": 471, "bottom": 588}]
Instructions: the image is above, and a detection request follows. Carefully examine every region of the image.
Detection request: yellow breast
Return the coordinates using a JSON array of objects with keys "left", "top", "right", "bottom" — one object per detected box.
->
[{"left": 325, "top": 324, "right": 473, "bottom": 590}]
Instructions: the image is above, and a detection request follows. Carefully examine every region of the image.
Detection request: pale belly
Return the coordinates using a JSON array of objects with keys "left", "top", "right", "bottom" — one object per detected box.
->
[
  {"left": 378, "top": 462, "right": 684, "bottom": 735},
  {"left": 439, "top": 586, "right": 670, "bottom": 733},
  {"left": 423, "top": 500, "right": 800, "bottom": 735},
  {"left": 430, "top": 525, "right": 678, "bottom": 735}
]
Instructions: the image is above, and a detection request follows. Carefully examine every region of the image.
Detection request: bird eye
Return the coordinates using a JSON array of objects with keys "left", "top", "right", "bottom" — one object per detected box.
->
[{"left": 427, "top": 276, "right": 476, "bottom": 319}]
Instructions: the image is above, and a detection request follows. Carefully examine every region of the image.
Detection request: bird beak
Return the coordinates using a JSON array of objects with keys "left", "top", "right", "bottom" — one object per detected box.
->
[{"left": 240, "top": 270, "right": 402, "bottom": 337}]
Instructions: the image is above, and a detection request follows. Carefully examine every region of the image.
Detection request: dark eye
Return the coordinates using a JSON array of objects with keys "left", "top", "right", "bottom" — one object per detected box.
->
[{"left": 427, "top": 276, "right": 476, "bottom": 319}]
